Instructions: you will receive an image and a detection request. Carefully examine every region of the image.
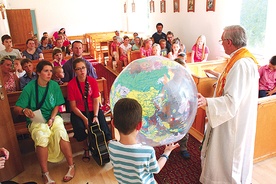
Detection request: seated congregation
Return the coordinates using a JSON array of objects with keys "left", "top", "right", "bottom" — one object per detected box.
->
[{"left": 1, "top": 23, "right": 276, "bottom": 184}]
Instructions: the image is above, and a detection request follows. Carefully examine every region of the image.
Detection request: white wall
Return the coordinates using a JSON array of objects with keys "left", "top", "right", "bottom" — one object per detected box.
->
[
  {"left": 0, "top": 0, "right": 9, "bottom": 50},
  {"left": 4, "top": 0, "right": 122, "bottom": 37},
  {"left": 0, "top": 0, "right": 242, "bottom": 60},
  {"left": 146, "top": 0, "right": 241, "bottom": 60}
]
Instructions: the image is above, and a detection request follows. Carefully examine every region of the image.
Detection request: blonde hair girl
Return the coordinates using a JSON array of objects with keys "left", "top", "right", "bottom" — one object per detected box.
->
[{"left": 191, "top": 35, "right": 209, "bottom": 63}]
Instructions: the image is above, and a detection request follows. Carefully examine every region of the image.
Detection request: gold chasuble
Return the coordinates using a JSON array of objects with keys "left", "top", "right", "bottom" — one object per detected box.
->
[{"left": 215, "top": 47, "right": 258, "bottom": 97}]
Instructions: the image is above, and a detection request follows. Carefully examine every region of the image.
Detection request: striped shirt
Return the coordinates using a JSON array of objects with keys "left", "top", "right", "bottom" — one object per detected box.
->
[{"left": 108, "top": 141, "right": 160, "bottom": 184}]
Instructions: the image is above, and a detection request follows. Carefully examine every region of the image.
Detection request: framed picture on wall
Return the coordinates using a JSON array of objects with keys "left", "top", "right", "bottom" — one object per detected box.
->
[
  {"left": 124, "top": 2, "right": 127, "bottom": 13},
  {"left": 173, "top": 0, "right": 180, "bottom": 13},
  {"left": 150, "top": 0, "right": 155, "bottom": 13},
  {"left": 160, "top": 0, "right": 166, "bottom": 13},
  {"left": 206, "top": 0, "right": 215, "bottom": 11},
  {"left": 187, "top": 0, "right": 195, "bottom": 12},
  {"left": 132, "top": 2, "right": 135, "bottom": 12}
]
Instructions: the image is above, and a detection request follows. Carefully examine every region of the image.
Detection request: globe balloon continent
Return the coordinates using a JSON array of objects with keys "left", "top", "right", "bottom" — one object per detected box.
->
[{"left": 110, "top": 56, "right": 198, "bottom": 147}]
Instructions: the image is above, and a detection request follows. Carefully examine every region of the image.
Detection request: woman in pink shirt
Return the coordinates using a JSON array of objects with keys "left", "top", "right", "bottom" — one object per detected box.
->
[{"left": 259, "top": 55, "right": 276, "bottom": 98}]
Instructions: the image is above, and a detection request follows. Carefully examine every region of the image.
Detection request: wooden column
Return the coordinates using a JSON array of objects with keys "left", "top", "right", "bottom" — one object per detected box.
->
[{"left": 0, "top": 69, "right": 24, "bottom": 181}]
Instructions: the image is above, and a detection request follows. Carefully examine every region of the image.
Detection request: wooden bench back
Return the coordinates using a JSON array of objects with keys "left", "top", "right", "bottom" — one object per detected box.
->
[
  {"left": 8, "top": 77, "right": 108, "bottom": 107},
  {"left": 13, "top": 43, "right": 26, "bottom": 52},
  {"left": 128, "top": 50, "right": 141, "bottom": 63},
  {"left": 7, "top": 77, "right": 109, "bottom": 135},
  {"left": 42, "top": 49, "right": 54, "bottom": 61}
]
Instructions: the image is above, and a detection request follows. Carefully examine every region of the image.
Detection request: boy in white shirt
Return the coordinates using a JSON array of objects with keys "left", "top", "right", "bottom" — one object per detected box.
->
[{"left": 0, "top": 35, "right": 22, "bottom": 59}]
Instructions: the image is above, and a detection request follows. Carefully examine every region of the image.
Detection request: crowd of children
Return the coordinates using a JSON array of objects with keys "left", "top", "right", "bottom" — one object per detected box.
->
[{"left": 1, "top": 23, "right": 276, "bottom": 184}]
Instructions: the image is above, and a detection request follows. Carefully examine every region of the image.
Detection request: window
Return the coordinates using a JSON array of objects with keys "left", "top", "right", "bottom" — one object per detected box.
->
[{"left": 240, "top": 0, "right": 273, "bottom": 65}]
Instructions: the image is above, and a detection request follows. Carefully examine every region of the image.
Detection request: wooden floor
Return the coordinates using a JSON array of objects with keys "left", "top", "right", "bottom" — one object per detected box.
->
[
  {"left": 252, "top": 156, "right": 276, "bottom": 184},
  {"left": 10, "top": 135, "right": 276, "bottom": 184},
  {"left": 11, "top": 134, "right": 118, "bottom": 184}
]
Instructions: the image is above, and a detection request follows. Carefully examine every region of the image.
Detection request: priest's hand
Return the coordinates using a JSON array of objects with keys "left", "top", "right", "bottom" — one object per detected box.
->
[{"left": 197, "top": 93, "right": 207, "bottom": 110}]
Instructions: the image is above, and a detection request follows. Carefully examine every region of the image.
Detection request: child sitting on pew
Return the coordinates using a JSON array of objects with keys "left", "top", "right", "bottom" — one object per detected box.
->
[
  {"left": 52, "top": 66, "right": 67, "bottom": 112},
  {"left": 52, "top": 66, "right": 66, "bottom": 85},
  {"left": 110, "top": 36, "right": 120, "bottom": 69},
  {"left": 259, "top": 55, "right": 276, "bottom": 98},
  {"left": 152, "top": 43, "right": 161, "bottom": 56},
  {"left": 52, "top": 48, "right": 66, "bottom": 66},
  {"left": 109, "top": 98, "right": 179, "bottom": 184},
  {"left": 131, "top": 36, "right": 142, "bottom": 51},
  {"left": 159, "top": 39, "right": 168, "bottom": 57},
  {"left": 14, "top": 58, "right": 26, "bottom": 78}
]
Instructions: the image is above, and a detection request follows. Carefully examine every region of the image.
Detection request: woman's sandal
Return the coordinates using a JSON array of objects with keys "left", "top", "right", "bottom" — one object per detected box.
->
[
  {"left": 63, "top": 164, "right": 75, "bottom": 182},
  {"left": 82, "top": 148, "right": 90, "bottom": 162},
  {"left": 42, "top": 172, "right": 56, "bottom": 184}
]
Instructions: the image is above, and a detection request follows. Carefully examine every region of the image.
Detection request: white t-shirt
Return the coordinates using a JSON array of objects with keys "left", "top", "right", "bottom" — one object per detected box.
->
[
  {"left": 0, "top": 49, "right": 22, "bottom": 59},
  {"left": 119, "top": 44, "right": 132, "bottom": 55}
]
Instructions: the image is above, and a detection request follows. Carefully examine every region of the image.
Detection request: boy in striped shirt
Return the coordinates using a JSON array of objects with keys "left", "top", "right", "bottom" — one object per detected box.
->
[{"left": 109, "top": 98, "right": 179, "bottom": 184}]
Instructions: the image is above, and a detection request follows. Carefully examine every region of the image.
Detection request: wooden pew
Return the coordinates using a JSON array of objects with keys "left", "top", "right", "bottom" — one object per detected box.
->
[
  {"left": 105, "top": 41, "right": 124, "bottom": 74},
  {"left": 85, "top": 31, "right": 128, "bottom": 60},
  {"left": 62, "top": 32, "right": 135, "bottom": 60},
  {"left": 186, "top": 52, "right": 192, "bottom": 63},
  {"left": 127, "top": 50, "right": 141, "bottom": 63},
  {"left": 254, "top": 95, "right": 276, "bottom": 163},
  {"left": 67, "top": 34, "right": 89, "bottom": 55},
  {"left": 187, "top": 59, "right": 228, "bottom": 97},
  {"left": 7, "top": 77, "right": 112, "bottom": 137},
  {"left": 30, "top": 59, "right": 40, "bottom": 71},
  {"left": 42, "top": 49, "right": 53, "bottom": 61}
]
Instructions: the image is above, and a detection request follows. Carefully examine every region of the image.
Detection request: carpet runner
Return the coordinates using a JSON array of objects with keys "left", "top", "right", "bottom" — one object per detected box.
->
[{"left": 154, "top": 135, "right": 202, "bottom": 184}]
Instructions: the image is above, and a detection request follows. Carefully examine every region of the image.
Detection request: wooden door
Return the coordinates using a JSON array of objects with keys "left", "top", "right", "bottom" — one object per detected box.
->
[
  {"left": 6, "top": 9, "right": 34, "bottom": 44},
  {"left": 0, "top": 70, "right": 24, "bottom": 181}
]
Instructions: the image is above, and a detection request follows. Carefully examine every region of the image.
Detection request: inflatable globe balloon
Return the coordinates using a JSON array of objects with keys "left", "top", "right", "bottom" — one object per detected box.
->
[{"left": 110, "top": 56, "right": 198, "bottom": 147}]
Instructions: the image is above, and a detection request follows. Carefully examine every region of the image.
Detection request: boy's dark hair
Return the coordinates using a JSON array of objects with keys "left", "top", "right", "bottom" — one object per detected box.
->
[
  {"left": 113, "top": 98, "right": 142, "bottom": 135},
  {"left": 156, "top": 23, "right": 163, "bottom": 28},
  {"left": 20, "top": 58, "right": 32, "bottom": 66},
  {"left": 1, "top": 34, "right": 12, "bottom": 43},
  {"left": 36, "top": 60, "right": 53, "bottom": 73},
  {"left": 269, "top": 55, "right": 276, "bottom": 65},
  {"left": 43, "top": 32, "right": 48, "bottom": 35},
  {"left": 73, "top": 58, "right": 86, "bottom": 69}
]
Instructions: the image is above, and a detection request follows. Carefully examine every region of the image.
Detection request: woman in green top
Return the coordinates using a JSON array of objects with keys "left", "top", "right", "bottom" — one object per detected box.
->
[{"left": 14, "top": 60, "right": 75, "bottom": 184}]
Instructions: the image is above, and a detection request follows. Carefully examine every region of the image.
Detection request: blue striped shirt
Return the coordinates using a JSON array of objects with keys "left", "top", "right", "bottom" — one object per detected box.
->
[{"left": 108, "top": 141, "right": 160, "bottom": 184}]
